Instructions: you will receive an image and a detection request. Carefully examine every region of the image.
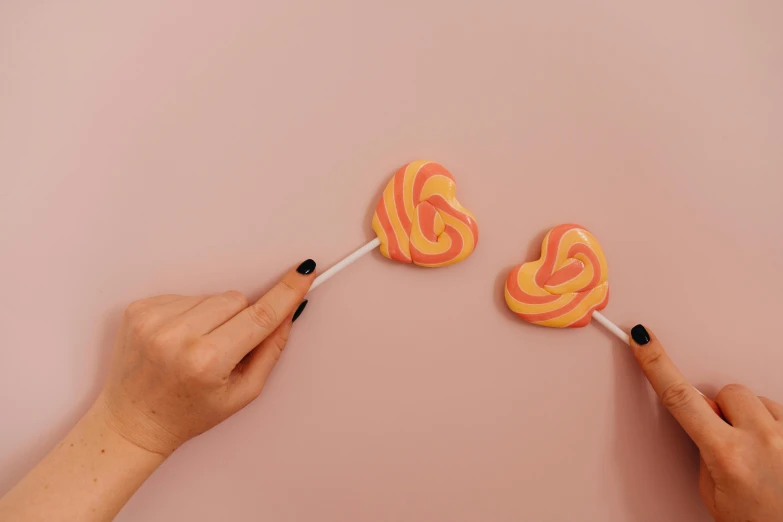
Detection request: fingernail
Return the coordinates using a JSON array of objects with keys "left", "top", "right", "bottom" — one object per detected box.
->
[
  {"left": 296, "top": 259, "right": 316, "bottom": 275},
  {"left": 631, "top": 324, "right": 650, "bottom": 345},
  {"left": 292, "top": 300, "right": 308, "bottom": 323}
]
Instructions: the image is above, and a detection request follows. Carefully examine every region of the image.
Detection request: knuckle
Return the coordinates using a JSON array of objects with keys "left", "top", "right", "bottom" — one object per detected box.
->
[
  {"left": 128, "top": 310, "right": 156, "bottom": 338},
  {"left": 760, "top": 428, "right": 783, "bottom": 451},
  {"left": 248, "top": 302, "right": 279, "bottom": 331},
  {"left": 149, "top": 329, "right": 176, "bottom": 351},
  {"left": 710, "top": 440, "right": 741, "bottom": 473},
  {"left": 659, "top": 382, "right": 693, "bottom": 412},
  {"left": 719, "top": 459, "right": 750, "bottom": 483},
  {"left": 124, "top": 299, "right": 148, "bottom": 319},
  {"left": 711, "top": 436, "right": 735, "bottom": 456},
  {"left": 279, "top": 278, "right": 298, "bottom": 294},
  {"left": 720, "top": 459, "right": 751, "bottom": 483},
  {"left": 147, "top": 323, "right": 189, "bottom": 352},
  {"left": 269, "top": 344, "right": 283, "bottom": 364},
  {"left": 273, "top": 332, "right": 289, "bottom": 353},
  {"left": 184, "top": 347, "right": 220, "bottom": 382},
  {"left": 222, "top": 290, "right": 248, "bottom": 309},
  {"left": 636, "top": 346, "right": 665, "bottom": 371},
  {"left": 716, "top": 384, "right": 746, "bottom": 403}
]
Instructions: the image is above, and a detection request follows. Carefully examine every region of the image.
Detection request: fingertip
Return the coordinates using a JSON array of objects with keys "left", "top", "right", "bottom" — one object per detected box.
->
[
  {"left": 630, "top": 324, "right": 651, "bottom": 347},
  {"left": 296, "top": 259, "right": 317, "bottom": 276},
  {"left": 288, "top": 259, "right": 316, "bottom": 294},
  {"left": 628, "top": 325, "right": 670, "bottom": 379},
  {"left": 292, "top": 299, "right": 308, "bottom": 323}
]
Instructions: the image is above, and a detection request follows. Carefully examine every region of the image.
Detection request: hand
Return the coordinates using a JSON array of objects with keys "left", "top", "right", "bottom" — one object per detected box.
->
[
  {"left": 97, "top": 259, "right": 316, "bottom": 455},
  {"left": 0, "top": 260, "right": 316, "bottom": 521},
  {"left": 630, "top": 325, "right": 783, "bottom": 522}
]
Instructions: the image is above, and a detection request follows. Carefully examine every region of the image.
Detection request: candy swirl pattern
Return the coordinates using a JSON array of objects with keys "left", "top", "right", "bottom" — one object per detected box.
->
[
  {"left": 505, "top": 224, "right": 609, "bottom": 328},
  {"left": 371, "top": 161, "right": 479, "bottom": 267}
]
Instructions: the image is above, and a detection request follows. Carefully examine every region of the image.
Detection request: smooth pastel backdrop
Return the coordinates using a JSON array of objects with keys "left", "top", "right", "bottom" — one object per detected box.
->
[{"left": 2, "top": 2, "right": 782, "bottom": 521}]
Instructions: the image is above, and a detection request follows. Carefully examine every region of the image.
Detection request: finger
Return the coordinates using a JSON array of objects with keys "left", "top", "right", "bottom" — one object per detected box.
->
[
  {"left": 140, "top": 294, "right": 185, "bottom": 306},
  {"left": 759, "top": 397, "right": 783, "bottom": 422},
  {"left": 233, "top": 312, "right": 297, "bottom": 402},
  {"left": 715, "top": 385, "right": 775, "bottom": 428},
  {"left": 630, "top": 324, "right": 728, "bottom": 448},
  {"left": 125, "top": 295, "right": 208, "bottom": 332},
  {"left": 178, "top": 291, "right": 249, "bottom": 335},
  {"left": 128, "top": 294, "right": 197, "bottom": 312},
  {"left": 209, "top": 260, "right": 315, "bottom": 363},
  {"left": 159, "top": 295, "right": 209, "bottom": 315}
]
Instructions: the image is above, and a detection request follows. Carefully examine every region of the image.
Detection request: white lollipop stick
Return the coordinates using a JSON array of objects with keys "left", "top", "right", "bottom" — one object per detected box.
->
[
  {"left": 591, "top": 310, "right": 709, "bottom": 399},
  {"left": 592, "top": 311, "right": 630, "bottom": 345},
  {"left": 310, "top": 237, "right": 382, "bottom": 291}
]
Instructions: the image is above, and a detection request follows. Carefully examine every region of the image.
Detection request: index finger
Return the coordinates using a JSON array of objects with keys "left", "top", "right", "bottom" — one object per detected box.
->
[
  {"left": 630, "top": 324, "right": 728, "bottom": 449},
  {"left": 209, "top": 259, "right": 316, "bottom": 363}
]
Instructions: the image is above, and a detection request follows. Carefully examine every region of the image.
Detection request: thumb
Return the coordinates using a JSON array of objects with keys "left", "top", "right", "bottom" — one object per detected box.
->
[{"left": 234, "top": 300, "right": 308, "bottom": 403}]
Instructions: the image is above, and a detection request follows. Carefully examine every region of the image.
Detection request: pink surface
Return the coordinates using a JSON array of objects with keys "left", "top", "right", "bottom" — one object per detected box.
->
[{"left": 1, "top": 2, "right": 782, "bottom": 521}]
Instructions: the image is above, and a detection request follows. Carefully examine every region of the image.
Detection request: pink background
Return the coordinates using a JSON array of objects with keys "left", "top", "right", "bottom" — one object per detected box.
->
[{"left": 2, "top": 2, "right": 782, "bottom": 521}]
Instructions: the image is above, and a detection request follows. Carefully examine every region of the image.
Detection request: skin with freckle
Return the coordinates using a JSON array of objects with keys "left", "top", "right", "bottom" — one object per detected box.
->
[{"left": 0, "top": 263, "right": 316, "bottom": 522}]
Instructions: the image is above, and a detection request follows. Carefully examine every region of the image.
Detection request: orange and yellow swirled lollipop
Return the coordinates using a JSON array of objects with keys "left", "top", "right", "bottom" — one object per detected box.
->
[
  {"left": 371, "top": 160, "right": 478, "bottom": 268},
  {"left": 310, "top": 160, "right": 478, "bottom": 291},
  {"left": 505, "top": 225, "right": 710, "bottom": 399},
  {"left": 505, "top": 224, "right": 609, "bottom": 328}
]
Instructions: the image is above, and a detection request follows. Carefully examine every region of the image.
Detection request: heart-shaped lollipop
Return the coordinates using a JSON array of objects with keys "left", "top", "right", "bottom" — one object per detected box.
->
[
  {"left": 371, "top": 160, "right": 478, "bottom": 267},
  {"left": 505, "top": 224, "right": 609, "bottom": 328},
  {"left": 311, "top": 161, "right": 478, "bottom": 290},
  {"left": 505, "top": 224, "right": 627, "bottom": 342},
  {"left": 504, "top": 224, "right": 717, "bottom": 403}
]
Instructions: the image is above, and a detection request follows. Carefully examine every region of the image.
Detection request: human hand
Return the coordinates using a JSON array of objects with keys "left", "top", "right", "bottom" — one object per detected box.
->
[
  {"left": 96, "top": 259, "right": 316, "bottom": 456},
  {"left": 630, "top": 325, "right": 783, "bottom": 522}
]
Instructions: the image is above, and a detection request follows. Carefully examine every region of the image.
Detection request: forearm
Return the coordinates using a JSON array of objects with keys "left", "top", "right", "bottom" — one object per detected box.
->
[{"left": 0, "top": 400, "right": 166, "bottom": 522}]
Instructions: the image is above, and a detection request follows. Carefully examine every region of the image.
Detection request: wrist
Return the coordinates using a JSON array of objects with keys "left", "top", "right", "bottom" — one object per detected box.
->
[
  {"left": 91, "top": 394, "right": 183, "bottom": 457},
  {"left": 0, "top": 395, "right": 169, "bottom": 522}
]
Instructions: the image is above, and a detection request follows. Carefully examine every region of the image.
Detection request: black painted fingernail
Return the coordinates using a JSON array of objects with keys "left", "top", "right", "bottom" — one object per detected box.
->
[
  {"left": 292, "top": 300, "right": 308, "bottom": 323},
  {"left": 631, "top": 324, "right": 650, "bottom": 345},
  {"left": 296, "top": 259, "right": 316, "bottom": 275}
]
